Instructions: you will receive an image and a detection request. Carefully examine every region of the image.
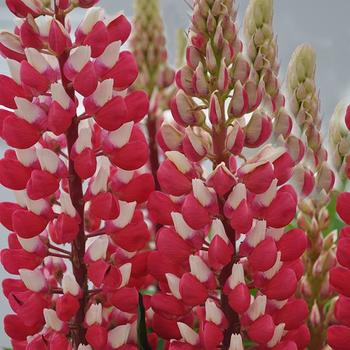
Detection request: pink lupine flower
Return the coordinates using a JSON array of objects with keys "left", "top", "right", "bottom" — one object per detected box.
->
[
  {"left": 0, "top": 0, "right": 152, "bottom": 348},
  {"left": 145, "top": 0, "right": 309, "bottom": 349}
]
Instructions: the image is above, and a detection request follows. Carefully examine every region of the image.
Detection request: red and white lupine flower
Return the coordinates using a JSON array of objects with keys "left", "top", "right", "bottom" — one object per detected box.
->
[
  {"left": 146, "top": 0, "right": 308, "bottom": 349},
  {"left": 0, "top": 1, "right": 152, "bottom": 348}
]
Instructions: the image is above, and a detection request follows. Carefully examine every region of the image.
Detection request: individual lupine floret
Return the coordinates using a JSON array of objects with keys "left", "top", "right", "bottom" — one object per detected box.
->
[
  {"left": 0, "top": 1, "right": 152, "bottom": 349},
  {"left": 286, "top": 44, "right": 336, "bottom": 350},
  {"left": 147, "top": 0, "right": 307, "bottom": 348}
]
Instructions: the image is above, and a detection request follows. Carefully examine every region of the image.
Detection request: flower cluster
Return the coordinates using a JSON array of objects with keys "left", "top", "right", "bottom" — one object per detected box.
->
[
  {"left": 327, "top": 106, "right": 350, "bottom": 350},
  {"left": 0, "top": 0, "right": 153, "bottom": 348},
  {"left": 130, "top": 0, "right": 175, "bottom": 189},
  {"left": 147, "top": 0, "right": 310, "bottom": 348},
  {"left": 286, "top": 45, "right": 335, "bottom": 349}
]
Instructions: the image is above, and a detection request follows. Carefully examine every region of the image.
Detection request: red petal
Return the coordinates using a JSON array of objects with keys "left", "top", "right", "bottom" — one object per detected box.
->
[
  {"left": 330, "top": 266, "right": 350, "bottom": 297},
  {"left": 48, "top": 101, "right": 74, "bottom": 135},
  {"left": 247, "top": 314, "right": 275, "bottom": 344},
  {"left": 107, "top": 15, "right": 131, "bottom": 44},
  {"left": 248, "top": 236, "right": 277, "bottom": 271},
  {"left": 73, "top": 62, "right": 98, "bottom": 97},
  {"left": 2, "top": 114, "right": 41, "bottom": 149},
  {"left": 4, "top": 314, "right": 41, "bottom": 341},
  {"left": 124, "top": 91, "right": 149, "bottom": 123},
  {"left": 118, "top": 173, "right": 154, "bottom": 203},
  {"left": 337, "top": 192, "right": 350, "bottom": 225},
  {"left": 156, "top": 227, "right": 192, "bottom": 264},
  {"left": 90, "top": 192, "right": 119, "bottom": 220},
  {"left": 108, "top": 141, "right": 149, "bottom": 170},
  {"left": 179, "top": 273, "right": 208, "bottom": 306},
  {"left": 83, "top": 21, "right": 108, "bottom": 57},
  {"left": 12, "top": 209, "right": 48, "bottom": 238},
  {"left": 277, "top": 228, "right": 307, "bottom": 262},
  {"left": 94, "top": 96, "right": 128, "bottom": 130},
  {"left": 86, "top": 324, "right": 108, "bottom": 349},
  {"left": 26, "top": 170, "right": 59, "bottom": 199},
  {"left": 228, "top": 283, "right": 250, "bottom": 314},
  {"left": 273, "top": 299, "right": 308, "bottom": 330},
  {"left": 0, "top": 74, "right": 27, "bottom": 108},
  {"left": 56, "top": 294, "right": 80, "bottom": 321},
  {"left": 147, "top": 191, "right": 180, "bottom": 225},
  {"left": 109, "top": 287, "right": 138, "bottom": 313},
  {"left": 103, "top": 51, "right": 138, "bottom": 90},
  {"left": 74, "top": 148, "right": 97, "bottom": 179},
  {"left": 264, "top": 268, "right": 297, "bottom": 300}
]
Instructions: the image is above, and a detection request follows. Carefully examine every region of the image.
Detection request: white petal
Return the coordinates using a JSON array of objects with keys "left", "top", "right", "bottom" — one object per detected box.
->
[
  {"left": 165, "top": 273, "right": 181, "bottom": 300},
  {"left": 113, "top": 201, "right": 136, "bottom": 229},
  {"left": 211, "top": 219, "right": 229, "bottom": 244},
  {"left": 229, "top": 333, "right": 244, "bottom": 350},
  {"left": 267, "top": 323, "right": 285, "bottom": 347},
  {"left": 69, "top": 46, "right": 91, "bottom": 72},
  {"left": 166, "top": 151, "right": 192, "bottom": 173},
  {"left": 51, "top": 83, "right": 71, "bottom": 109},
  {"left": 62, "top": 272, "right": 80, "bottom": 296},
  {"left": 108, "top": 122, "right": 134, "bottom": 148},
  {"left": 19, "top": 268, "right": 45, "bottom": 292},
  {"left": 18, "top": 236, "right": 41, "bottom": 253},
  {"left": 15, "top": 97, "right": 45, "bottom": 124},
  {"left": 25, "top": 47, "right": 49, "bottom": 73},
  {"left": 90, "top": 79, "right": 113, "bottom": 107},
  {"left": 60, "top": 192, "right": 77, "bottom": 217},
  {"left": 97, "top": 41, "right": 121, "bottom": 69},
  {"left": 227, "top": 183, "right": 246, "bottom": 210},
  {"left": 37, "top": 148, "right": 59, "bottom": 174},
  {"left": 247, "top": 295, "right": 267, "bottom": 321},
  {"left": 108, "top": 324, "right": 130, "bottom": 348},
  {"left": 79, "top": 7, "right": 104, "bottom": 34},
  {"left": 43, "top": 309, "right": 63, "bottom": 331},
  {"left": 171, "top": 212, "right": 194, "bottom": 240},
  {"left": 91, "top": 159, "right": 110, "bottom": 195},
  {"left": 87, "top": 236, "right": 108, "bottom": 261},
  {"left": 246, "top": 220, "right": 266, "bottom": 248},
  {"left": 7, "top": 59, "right": 21, "bottom": 84},
  {"left": 192, "top": 179, "right": 212, "bottom": 206},
  {"left": 119, "top": 263, "right": 132, "bottom": 288},
  {"left": 228, "top": 263, "right": 245, "bottom": 289},
  {"left": 189, "top": 255, "right": 211, "bottom": 283},
  {"left": 205, "top": 299, "right": 223, "bottom": 325},
  {"left": 16, "top": 148, "right": 37, "bottom": 167},
  {"left": 177, "top": 322, "right": 199, "bottom": 345},
  {"left": 85, "top": 303, "right": 102, "bottom": 326},
  {"left": 75, "top": 127, "right": 93, "bottom": 154}
]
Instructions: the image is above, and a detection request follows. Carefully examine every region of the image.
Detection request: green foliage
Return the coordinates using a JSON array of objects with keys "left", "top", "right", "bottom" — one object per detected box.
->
[
  {"left": 137, "top": 293, "right": 152, "bottom": 350},
  {"left": 325, "top": 190, "right": 344, "bottom": 236}
]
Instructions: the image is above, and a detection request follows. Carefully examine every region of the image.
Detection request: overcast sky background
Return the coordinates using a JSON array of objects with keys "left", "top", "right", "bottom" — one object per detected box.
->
[{"left": 0, "top": 0, "right": 350, "bottom": 347}]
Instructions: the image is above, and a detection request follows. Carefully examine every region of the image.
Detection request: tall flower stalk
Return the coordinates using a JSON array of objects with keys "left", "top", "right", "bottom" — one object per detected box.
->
[
  {"left": 147, "top": 0, "right": 309, "bottom": 348},
  {"left": 327, "top": 105, "right": 350, "bottom": 349},
  {"left": 286, "top": 45, "right": 335, "bottom": 350},
  {"left": 130, "top": 0, "right": 174, "bottom": 188},
  {"left": 0, "top": 0, "right": 152, "bottom": 349}
]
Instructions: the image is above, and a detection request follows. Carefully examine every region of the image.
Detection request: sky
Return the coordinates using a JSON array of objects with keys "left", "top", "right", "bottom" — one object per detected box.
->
[{"left": 0, "top": 0, "right": 350, "bottom": 347}]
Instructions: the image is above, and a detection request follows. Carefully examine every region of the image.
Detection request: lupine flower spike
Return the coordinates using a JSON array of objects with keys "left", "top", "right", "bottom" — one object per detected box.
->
[
  {"left": 327, "top": 105, "right": 350, "bottom": 349},
  {"left": 147, "top": 0, "right": 308, "bottom": 348},
  {"left": 0, "top": 0, "right": 152, "bottom": 349},
  {"left": 130, "top": 0, "right": 175, "bottom": 188},
  {"left": 286, "top": 45, "right": 335, "bottom": 350}
]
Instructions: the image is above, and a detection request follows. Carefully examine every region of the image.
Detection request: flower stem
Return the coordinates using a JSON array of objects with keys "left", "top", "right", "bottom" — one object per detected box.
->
[
  {"left": 146, "top": 113, "right": 160, "bottom": 190},
  {"left": 55, "top": 6, "right": 88, "bottom": 348},
  {"left": 212, "top": 102, "right": 240, "bottom": 349}
]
